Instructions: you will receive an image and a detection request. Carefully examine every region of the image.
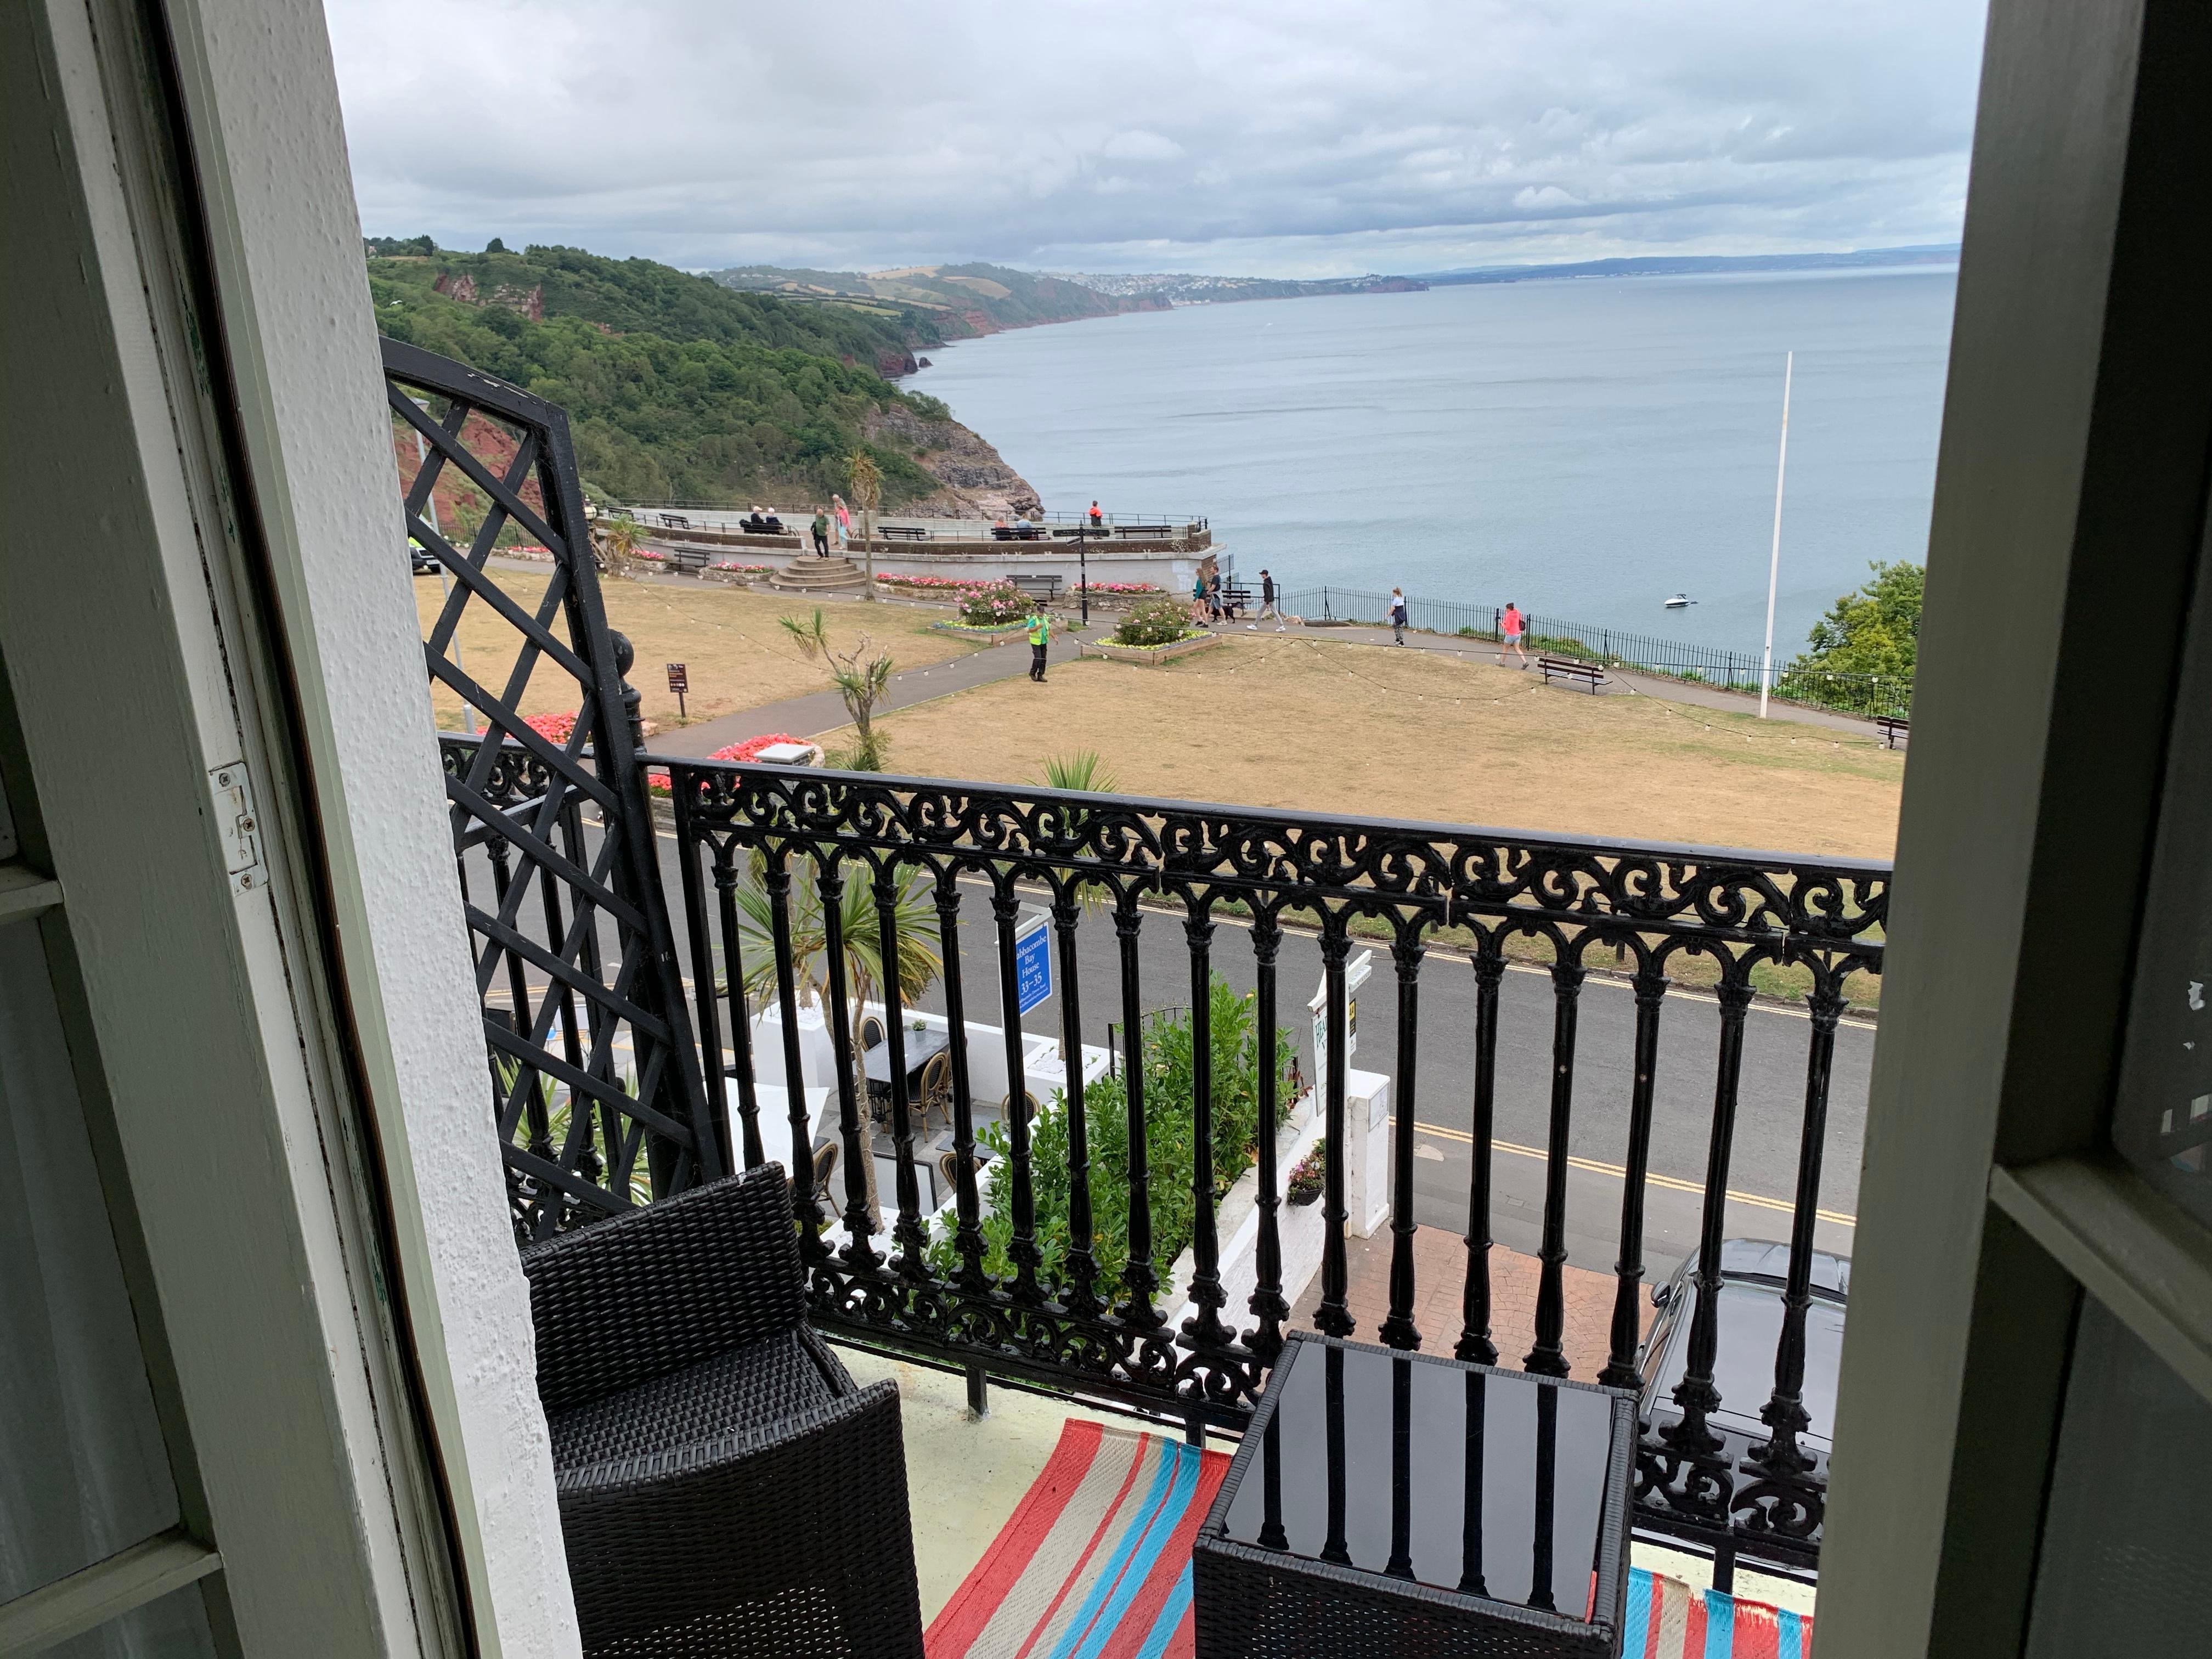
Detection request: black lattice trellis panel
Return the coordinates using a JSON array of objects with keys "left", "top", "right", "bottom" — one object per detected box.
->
[{"left": 384, "top": 337, "right": 722, "bottom": 1239}]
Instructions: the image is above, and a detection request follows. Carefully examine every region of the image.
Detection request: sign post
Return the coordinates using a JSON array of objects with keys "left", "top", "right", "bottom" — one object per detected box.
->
[
  {"left": 1013, "top": 906, "right": 1053, "bottom": 1018},
  {"left": 666, "top": 661, "right": 689, "bottom": 721}
]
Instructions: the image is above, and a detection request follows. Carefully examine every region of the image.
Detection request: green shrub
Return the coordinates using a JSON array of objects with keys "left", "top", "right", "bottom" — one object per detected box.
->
[
  {"left": 960, "top": 584, "right": 1026, "bottom": 627},
  {"left": 1113, "top": 595, "right": 1190, "bottom": 647},
  {"left": 930, "top": 973, "right": 1292, "bottom": 1289}
]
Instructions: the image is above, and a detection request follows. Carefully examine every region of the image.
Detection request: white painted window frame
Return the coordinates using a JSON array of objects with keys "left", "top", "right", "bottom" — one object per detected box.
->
[{"left": 1, "top": 0, "right": 578, "bottom": 1652}]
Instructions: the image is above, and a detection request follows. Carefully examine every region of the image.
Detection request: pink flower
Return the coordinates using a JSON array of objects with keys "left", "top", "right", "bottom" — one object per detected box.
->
[{"left": 523, "top": 711, "right": 577, "bottom": 744}]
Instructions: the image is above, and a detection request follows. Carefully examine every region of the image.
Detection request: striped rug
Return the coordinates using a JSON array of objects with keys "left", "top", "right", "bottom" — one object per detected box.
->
[
  {"left": 926, "top": 1420, "right": 1228, "bottom": 1659},
  {"left": 1623, "top": 1566, "right": 1815, "bottom": 1656}
]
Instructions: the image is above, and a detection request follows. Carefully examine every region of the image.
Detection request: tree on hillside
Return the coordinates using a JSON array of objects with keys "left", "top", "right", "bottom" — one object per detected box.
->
[
  {"left": 1790, "top": 560, "right": 1923, "bottom": 681},
  {"left": 847, "top": 450, "right": 883, "bottom": 600}
]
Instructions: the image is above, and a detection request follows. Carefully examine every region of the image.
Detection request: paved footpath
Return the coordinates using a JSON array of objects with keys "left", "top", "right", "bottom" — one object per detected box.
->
[{"left": 650, "top": 628, "right": 1085, "bottom": 757}]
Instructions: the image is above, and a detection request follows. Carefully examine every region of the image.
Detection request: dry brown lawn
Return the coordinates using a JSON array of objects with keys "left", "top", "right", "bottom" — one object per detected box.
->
[
  {"left": 826, "top": 634, "right": 1904, "bottom": 859},
  {"left": 417, "top": 571, "right": 976, "bottom": 732}
]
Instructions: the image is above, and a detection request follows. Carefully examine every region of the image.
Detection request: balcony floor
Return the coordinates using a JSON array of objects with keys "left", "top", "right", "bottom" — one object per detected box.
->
[{"left": 839, "top": 1250, "right": 1819, "bottom": 1631}]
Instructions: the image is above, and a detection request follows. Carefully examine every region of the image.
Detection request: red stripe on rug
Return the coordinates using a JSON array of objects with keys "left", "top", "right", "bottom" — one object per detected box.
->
[
  {"left": 1733, "top": 1602, "right": 1782, "bottom": 1659},
  {"left": 1685, "top": 1589, "right": 1708, "bottom": 1655},
  {"left": 926, "top": 1419, "right": 1106, "bottom": 1659},
  {"left": 1008, "top": 1436, "right": 1156, "bottom": 1659},
  {"left": 1093, "top": 1448, "right": 1228, "bottom": 1659}
]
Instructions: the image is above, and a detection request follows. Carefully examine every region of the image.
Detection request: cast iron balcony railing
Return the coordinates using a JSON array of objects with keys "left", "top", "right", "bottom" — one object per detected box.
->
[
  {"left": 388, "top": 335, "right": 1880, "bottom": 1582},
  {"left": 652, "top": 757, "right": 1883, "bottom": 1576}
]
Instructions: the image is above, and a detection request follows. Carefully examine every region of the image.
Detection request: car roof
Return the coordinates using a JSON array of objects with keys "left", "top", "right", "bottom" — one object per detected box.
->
[{"left": 1712, "top": 1238, "right": 1851, "bottom": 1297}]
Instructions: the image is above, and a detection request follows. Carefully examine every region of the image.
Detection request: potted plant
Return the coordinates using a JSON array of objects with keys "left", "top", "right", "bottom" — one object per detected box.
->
[{"left": 1288, "top": 1143, "right": 1325, "bottom": 1207}]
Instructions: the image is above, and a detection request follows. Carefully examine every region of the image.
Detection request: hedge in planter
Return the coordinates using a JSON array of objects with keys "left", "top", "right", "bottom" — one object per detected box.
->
[{"left": 929, "top": 973, "right": 1293, "bottom": 1290}]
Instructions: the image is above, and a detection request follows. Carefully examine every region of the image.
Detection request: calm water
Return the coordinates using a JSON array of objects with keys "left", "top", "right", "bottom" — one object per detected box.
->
[{"left": 908, "top": 269, "right": 1956, "bottom": 652}]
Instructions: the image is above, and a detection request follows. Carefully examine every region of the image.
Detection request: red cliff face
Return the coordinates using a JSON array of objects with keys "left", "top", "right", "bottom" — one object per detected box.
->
[{"left": 876, "top": 346, "right": 921, "bottom": 377}]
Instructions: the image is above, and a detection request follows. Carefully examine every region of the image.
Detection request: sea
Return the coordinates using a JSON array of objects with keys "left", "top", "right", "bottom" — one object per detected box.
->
[{"left": 906, "top": 268, "right": 1957, "bottom": 654}]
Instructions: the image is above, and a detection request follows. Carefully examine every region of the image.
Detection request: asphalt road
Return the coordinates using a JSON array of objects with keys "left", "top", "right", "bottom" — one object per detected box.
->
[{"left": 463, "top": 819, "right": 1870, "bottom": 1287}]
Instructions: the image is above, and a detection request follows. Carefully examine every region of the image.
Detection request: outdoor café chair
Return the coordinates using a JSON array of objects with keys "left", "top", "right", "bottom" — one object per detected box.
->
[{"left": 521, "top": 1164, "right": 924, "bottom": 1657}]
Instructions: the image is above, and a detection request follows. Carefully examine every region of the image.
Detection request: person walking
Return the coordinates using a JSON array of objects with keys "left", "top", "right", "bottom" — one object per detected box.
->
[
  {"left": 810, "top": 506, "right": 831, "bottom": 556},
  {"left": 1389, "top": 587, "right": 1409, "bottom": 645},
  {"left": 1192, "top": 571, "right": 1211, "bottom": 627},
  {"left": 1088, "top": 500, "right": 1104, "bottom": 528},
  {"left": 1026, "top": 602, "right": 1052, "bottom": 683},
  {"left": 1257, "top": 567, "right": 1280, "bottom": 629},
  {"left": 1500, "top": 601, "right": 1531, "bottom": 668},
  {"left": 832, "top": 493, "right": 851, "bottom": 548}
]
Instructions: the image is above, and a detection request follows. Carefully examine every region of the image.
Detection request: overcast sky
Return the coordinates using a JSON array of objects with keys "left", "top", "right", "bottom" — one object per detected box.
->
[{"left": 325, "top": 0, "right": 1988, "bottom": 278}]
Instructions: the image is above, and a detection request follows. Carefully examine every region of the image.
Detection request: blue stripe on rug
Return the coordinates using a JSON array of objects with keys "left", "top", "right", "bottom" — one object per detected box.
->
[
  {"left": 1624, "top": 1566, "right": 1653, "bottom": 1653},
  {"left": 1046, "top": 1442, "right": 1180, "bottom": 1659},
  {"left": 1133, "top": 1564, "right": 1194, "bottom": 1659},
  {"left": 1066, "top": 1447, "right": 1201, "bottom": 1659}
]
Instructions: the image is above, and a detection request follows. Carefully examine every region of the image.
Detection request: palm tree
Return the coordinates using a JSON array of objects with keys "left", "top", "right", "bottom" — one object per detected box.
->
[
  {"left": 597, "top": 516, "right": 645, "bottom": 580},
  {"left": 781, "top": 608, "right": 895, "bottom": 770},
  {"left": 727, "top": 856, "right": 942, "bottom": 1020},
  {"left": 720, "top": 855, "right": 940, "bottom": 1227},
  {"left": 1039, "top": 751, "right": 1119, "bottom": 912},
  {"left": 846, "top": 450, "right": 882, "bottom": 600},
  {"left": 1041, "top": 750, "right": 1118, "bottom": 793}
]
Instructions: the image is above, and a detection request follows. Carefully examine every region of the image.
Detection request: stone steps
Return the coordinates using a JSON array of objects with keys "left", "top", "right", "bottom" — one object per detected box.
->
[{"left": 765, "top": 557, "right": 867, "bottom": 592}]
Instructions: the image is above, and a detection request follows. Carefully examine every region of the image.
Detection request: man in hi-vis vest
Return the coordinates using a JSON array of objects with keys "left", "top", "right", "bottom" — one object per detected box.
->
[{"left": 1026, "top": 603, "right": 1051, "bottom": 684}]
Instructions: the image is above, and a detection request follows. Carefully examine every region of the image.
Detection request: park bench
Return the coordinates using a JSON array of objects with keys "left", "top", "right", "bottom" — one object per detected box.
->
[
  {"left": 1008, "top": 573, "right": 1062, "bottom": 601},
  {"left": 1876, "top": 714, "right": 1910, "bottom": 748},
  {"left": 1112, "top": 523, "right": 1173, "bottom": 538},
  {"left": 990, "top": 524, "right": 1046, "bottom": 540},
  {"left": 1217, "top": 584, "right": 1252, "bottom": 618},
  {"left": 877, "top": 524, "right": 931, "bottom": 541},
  {"left": 1538, "top": 655, "right": 1607, "bottom": 693},
  {"left": 666, "top": 547, "right": 711, "bottom": 575},
  {"left": 656, "top": 512, "right": 691, "bottom": 530}
]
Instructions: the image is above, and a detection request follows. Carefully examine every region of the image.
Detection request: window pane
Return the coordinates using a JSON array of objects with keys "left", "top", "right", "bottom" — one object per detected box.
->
[
  {"left": 2023, "top": 1297, "right": 2212, "bottom": 1656},
  {"left": 2112, "top": 542, "right": 2212, "bottom": 1225},
  {"left": 0, "top": 917, "right": 181, "bottom": 1600},
  {"left": 47, "top": 1576, "right": 221, "bottom": 1659}
]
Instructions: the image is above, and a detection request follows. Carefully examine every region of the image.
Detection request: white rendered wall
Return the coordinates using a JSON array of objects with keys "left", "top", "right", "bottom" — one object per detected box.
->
[{"left": 156, "top": 0, "right": 582, "bottom": 1650}]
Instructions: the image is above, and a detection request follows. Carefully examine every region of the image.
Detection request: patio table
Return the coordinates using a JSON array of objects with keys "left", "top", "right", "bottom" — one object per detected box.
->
[
  {"left": 863, "top": 1025, "right": 950, "bottom": 1092},
  {"left": 1194, "top": 1331, "right": 1635, "bottom": 1658}
]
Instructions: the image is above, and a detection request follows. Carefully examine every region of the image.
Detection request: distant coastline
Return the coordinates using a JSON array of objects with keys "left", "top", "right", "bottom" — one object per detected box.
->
[{"left": 1412, "top": 245, "right": 1960, "bottom": 286}]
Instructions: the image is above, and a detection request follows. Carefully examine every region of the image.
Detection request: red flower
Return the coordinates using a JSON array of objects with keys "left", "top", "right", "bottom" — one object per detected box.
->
[{"left": 713, "top": 733, "right": 804, "bottom": 763}]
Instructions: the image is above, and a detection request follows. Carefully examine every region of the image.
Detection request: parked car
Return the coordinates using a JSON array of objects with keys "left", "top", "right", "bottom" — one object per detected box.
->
[
  {"left": 409, "top": 538, "right": 438, "bottom": 575},
  {"left": 1638, "top": 1238, "right": 1850, "bottom": 1457}
]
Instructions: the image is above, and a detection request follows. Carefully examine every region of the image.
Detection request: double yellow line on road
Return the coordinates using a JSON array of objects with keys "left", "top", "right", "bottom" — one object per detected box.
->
[{"left": 1411, "top": 1119, "right": 1858, "bottom": 1228}]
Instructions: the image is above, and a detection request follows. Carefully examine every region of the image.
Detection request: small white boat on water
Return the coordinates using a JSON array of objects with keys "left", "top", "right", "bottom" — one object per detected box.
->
[{"left": 1664, "top": 593, "right": 1692, "bottom": 609}]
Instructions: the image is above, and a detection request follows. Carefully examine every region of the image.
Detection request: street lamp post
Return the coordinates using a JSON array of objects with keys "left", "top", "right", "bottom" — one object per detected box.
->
[{"left": 1076, "top": 520, "right": 1090, "bottom": 627}]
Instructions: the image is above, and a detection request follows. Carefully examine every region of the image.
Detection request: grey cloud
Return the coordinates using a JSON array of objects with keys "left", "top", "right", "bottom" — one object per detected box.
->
[{"left": 325, "top": 0, "right": 1985, "bottom": 274}]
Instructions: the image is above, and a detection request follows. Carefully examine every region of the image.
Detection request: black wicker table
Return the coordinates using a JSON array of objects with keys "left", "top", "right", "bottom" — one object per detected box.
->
[{"left": 1194, "top": 1331, "right": 1635, "bottom": 1658}]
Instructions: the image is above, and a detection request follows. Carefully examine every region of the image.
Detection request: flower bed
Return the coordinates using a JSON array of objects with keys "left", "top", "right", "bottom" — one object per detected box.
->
[
  {"left": 1077, "top": 632, "right": 1221, "bottom": 665},
  {"left": 874, "top": 573, "right": 1164, "bottom": 601},
  {"left": 646, "top": 732, "right": 811, "bottom": 795},
  {"left": 710, "top": 561, "right": 773, "bottom": 574}
]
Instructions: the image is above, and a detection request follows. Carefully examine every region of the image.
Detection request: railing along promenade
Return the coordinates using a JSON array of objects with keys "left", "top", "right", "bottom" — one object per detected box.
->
[{"left": 1280, "top": 585, "right": 1911, "bottom": 721}]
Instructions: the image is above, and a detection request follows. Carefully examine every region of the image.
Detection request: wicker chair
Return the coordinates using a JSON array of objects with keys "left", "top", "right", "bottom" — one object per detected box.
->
[{"left": 521, "top": 1165, "right": 924, "bottom": 1658}]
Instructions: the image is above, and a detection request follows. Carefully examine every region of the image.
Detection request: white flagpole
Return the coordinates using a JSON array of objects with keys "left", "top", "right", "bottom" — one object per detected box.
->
[{"left": 1759, "top": 351, "right": 1793, "bottom": 719}]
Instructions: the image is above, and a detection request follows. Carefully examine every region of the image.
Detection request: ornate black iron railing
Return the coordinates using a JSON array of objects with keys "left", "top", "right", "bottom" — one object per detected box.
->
[
  {"left": 391, "top": 337, "right": 1880, "bottom": 1578},
  {"left": 657, "top": 758, "right": 1884, "bottom": 1575}
]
